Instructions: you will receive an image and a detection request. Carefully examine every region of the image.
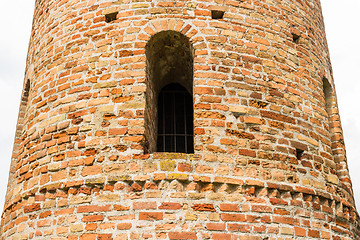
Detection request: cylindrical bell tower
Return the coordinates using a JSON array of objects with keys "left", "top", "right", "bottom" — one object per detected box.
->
[{"left": 1, "top": 0, "right": 359, "bottom": 239}]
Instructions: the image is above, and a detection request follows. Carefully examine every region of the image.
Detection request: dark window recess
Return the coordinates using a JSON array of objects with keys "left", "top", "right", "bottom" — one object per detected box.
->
[
  {"left": 211, "top": 10, "right": 225, "bottom": 19},
  {"left": 24, "top": 79, "right": 30, "bottom": 97},
  {"left": 292, "top": 33, "right": 300, "bottom": 43},
  {"left": 157, "top": 83, "right": 194, "bottom": 153},
  {"left": 322, "top": 77, "right": 333, "bottom": 113},
  {"left": 296, "top": 149, "right": 304, "bottom": 160},
  {"left": 105, "top": 12, "right": 118, "bottom": 23}
]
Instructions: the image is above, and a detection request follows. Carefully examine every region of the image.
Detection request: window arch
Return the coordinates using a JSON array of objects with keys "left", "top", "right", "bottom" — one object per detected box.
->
[{"left": 145, "top": 31, "right": 194, "bottom": 153}]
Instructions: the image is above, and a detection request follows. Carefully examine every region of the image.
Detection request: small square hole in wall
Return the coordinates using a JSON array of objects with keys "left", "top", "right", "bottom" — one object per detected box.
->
[
  {"left": 105, "top": 12, "right": 118, "bottom": 23},
  {"left": 211, "top": 10, "right": 225, "bottom": 19},
  {"left": 296, "top": 149, "right": 304, "bottom": 160},
  {"left": 292, "top": 33, "right": 300, "bottom": 43}
]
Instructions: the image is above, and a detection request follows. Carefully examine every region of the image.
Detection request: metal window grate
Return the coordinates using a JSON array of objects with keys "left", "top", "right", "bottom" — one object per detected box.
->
[{"left": 157, "top": 84, "right": 194, "bottom": 153}]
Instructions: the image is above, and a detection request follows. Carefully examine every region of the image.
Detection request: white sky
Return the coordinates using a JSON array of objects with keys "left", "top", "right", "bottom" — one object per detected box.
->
[{"left": 0, "top": 0, "right": 358, "bottom": 212}]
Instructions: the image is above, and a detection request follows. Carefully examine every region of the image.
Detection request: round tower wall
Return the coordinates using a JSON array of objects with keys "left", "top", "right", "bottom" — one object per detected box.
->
[{"left": 1, "top": 0, "right": 359, "bottom": 239}]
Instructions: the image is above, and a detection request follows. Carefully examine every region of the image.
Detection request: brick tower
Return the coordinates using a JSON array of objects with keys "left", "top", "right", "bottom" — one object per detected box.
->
[{"left": 1, "top": 0, "right": 359, "bottom": 239}]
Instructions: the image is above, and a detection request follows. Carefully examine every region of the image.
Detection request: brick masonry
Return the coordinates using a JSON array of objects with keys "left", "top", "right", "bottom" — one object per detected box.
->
[{"left": 1, "top": 0, "right": 359, "bottom": 239}]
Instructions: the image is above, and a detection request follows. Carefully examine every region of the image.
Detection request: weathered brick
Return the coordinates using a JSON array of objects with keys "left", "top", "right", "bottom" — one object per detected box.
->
[
  {"left": 206, "top": 223, "right": 225, "bottom": 231},
  {"left": 159, "top": 202, "right": 182, "bottom": 210},
  {"left": 81, "top": 215, "right": 105, "bottom": 222},
  {"left": 133, "top": 202, "right": 157, "bottom": 210},
  {"left": 2, "top": 1, "right": 358, "bottom": 240},
  {"left": 220, "top": 204, "right": 239, "bottom": 212},
  {"left": 168, "top": 232, "right": 197, "bottom": 240},
  {"left": 139, "top": 212, "right": 163, "bottom": 221},
  {"left": 221, "top": 213, "right": 245, "bottom": 222},
  {"left": 24, "top": 203, "right": 41, "bottom": 213},
  {"left": 192, "top": 204, "right": 216, "bottom": 212}
]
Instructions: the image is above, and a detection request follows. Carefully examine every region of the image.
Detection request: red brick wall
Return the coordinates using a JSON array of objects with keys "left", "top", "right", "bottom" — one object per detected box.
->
[{"left": 1, "top": 0, "right": 359, "bottom": 239}]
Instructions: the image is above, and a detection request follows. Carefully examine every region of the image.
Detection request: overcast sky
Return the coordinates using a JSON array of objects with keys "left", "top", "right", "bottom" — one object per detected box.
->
[{"left": 0, "top": 0, "right": 359, "bottom": 212}]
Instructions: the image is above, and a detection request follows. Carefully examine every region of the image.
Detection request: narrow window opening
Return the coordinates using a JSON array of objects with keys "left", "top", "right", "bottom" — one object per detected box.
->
[
  {"left": 145, "top": 31, "right": 194, "bottom": 154},
  {"left": 17, "top": 79, "right": 31, "bottom": 137},
  {"left": 296, "top": 149, "right": 304, "bottom": 160},
  {"left": 24, "top": 79, "right": 30, "bottom": 98},
  {"left": 292, "top": 33, "right": 300, "bottom": 43},
  {"left": 21, "top": 79, "right": 31, "bottom": 107},
  {"left": 105, "top": 12, "right": 118, "bottom": 23},
  {"left": 322, "top": 77, "right": 333, "bottom": 116},
  {"left": 157, "top": 84, "right": 194, "bottom": 153},
  {"left": 211, "top": 10, "right": 225, "bottom": 19}
]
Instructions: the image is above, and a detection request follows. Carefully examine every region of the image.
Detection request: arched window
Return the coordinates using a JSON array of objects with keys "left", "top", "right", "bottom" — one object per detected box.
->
[
  {"left": 145, "top": 31, "right": 194, "bottom": 153},
  {"left": 157, "top": 83, "right": 194, "bottom": 153}
]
